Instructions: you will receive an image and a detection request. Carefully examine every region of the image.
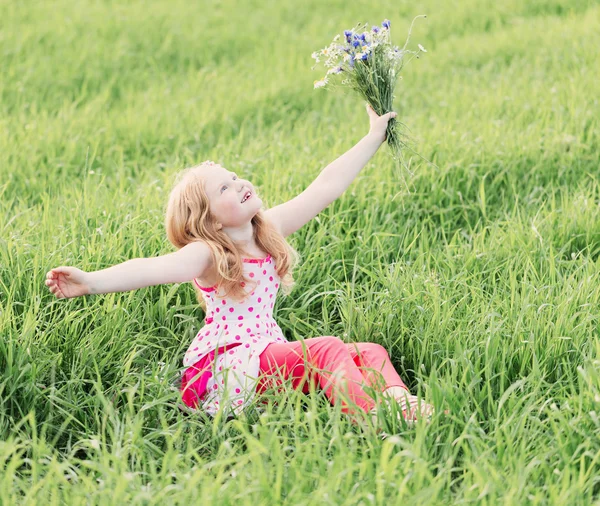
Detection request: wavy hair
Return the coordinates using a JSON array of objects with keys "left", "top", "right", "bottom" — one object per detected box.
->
[{"left": 164, "top": 162, "right": 300, "bottom": 310}]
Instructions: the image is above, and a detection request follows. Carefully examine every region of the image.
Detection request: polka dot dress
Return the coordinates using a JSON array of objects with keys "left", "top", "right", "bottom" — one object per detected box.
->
[{"left": 182, "top": 254, "right": 288, "bottom": 417}]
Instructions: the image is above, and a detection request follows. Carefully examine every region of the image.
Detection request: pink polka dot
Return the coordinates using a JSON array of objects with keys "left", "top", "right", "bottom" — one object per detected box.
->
[
  {"left": 238, "top": 323, "right": 243, "bottom": 327},
  {"left": 224, "top": 324, "right": 228, "bottom": 329},
  {"left": 229, "top": 307, "right": 234, "bottom": 313},
  {"left": 219, "top": 366, "right": 223, "bottom": 371},
  {"left": 249, "top": 273, "right": 254, "bottom": 278},
  {"left": 256, "top": 314, "right": 261, "bottom": 318},
  {"left": 275, "top": 284, "right": 279, "bottom": 288},
  {"left": 241, "top": 282, "right": 246, "bottom": 287},
  {"left": 222, "top": 316, "right": 226, "bottom": 320},
  {"left": 256, "top": 324, "right": 260, "bottom": 328},
  {"left": 263, "top": 270, "right": 266, "bottom": 274},
  {"left": 269, "top": 276, "right": 273, "bottom": 281},
  {"left": 248, "top": 307, "right": 254, "bottom": 312},
  {"left": 193, "top": 347, "right": 198, "bottom": 351},
  {"left": 258, "top": 298, "right": 262, "bottom": 303},
  {"left": 265, "top": 287, "right": 268, "bottom": 292},
  {"left": 238, "top": 316, "right": 243, "bottom": 320},
  {"left": 213, "top": 385, "right": 218, "bottom": 390},
  {"left": 245, "top": 343, "right": 250, "bottom": 348},
  {"left": 233, "top": 366, "right": 236, "bottom": 370},
  {"left": 216, "top": 308, "right": 220, "bottom": 312},
  {"left": 269, "top": 294, "right": 273, "bottom": 298},
  {"left": 235, "top": 335, "right": 241, "bottom": 340},
  {"left": 229, "top": 350, "right": 235, "bottom": 355},
  {"left": 216, "top": 324, "right": 220, "bottom": 328},
  {"left": 235, "top": 388, "right": 241, "bottom": 393},
  {"left": 246, "top": 328, "right": 251, "bottom": 333},
  {"left": 222, "top": 300, "right": 226, "bottom": 305}
]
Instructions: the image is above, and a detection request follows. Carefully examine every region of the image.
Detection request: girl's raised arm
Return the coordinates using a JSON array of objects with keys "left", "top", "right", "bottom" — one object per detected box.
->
[
  {"left": 45, "top": 241, "right": 212, "bottom": 299},
  {"left": 264, "top": 105, "right": 396, "bottom": 238}
]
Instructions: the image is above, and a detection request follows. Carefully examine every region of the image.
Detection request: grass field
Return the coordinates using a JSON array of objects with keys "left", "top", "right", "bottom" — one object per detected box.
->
[{"left": 1, "top": 0, "right": 600, "bottom": 503}]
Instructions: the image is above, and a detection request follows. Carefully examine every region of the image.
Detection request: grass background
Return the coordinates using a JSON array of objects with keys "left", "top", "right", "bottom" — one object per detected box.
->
[{"left": 1, "top": 0, "right": 600, "bottom": 503}]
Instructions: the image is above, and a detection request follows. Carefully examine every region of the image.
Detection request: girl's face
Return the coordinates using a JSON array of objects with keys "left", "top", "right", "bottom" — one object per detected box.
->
[{"left": 200, "top": 164, "right": 262, "bottom": 229}]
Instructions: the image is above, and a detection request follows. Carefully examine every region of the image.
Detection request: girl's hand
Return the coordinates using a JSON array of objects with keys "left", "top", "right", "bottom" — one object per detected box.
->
[
  {"left": 45, "top": 267, "right": 91, "bottom": 299},
  {"left": 366, "top": 103, "right": 397, "bottom": 144}
]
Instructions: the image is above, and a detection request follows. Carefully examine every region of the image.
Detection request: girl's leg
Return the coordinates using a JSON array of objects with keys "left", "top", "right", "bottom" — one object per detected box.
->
[
  {"left": 256, "top": 336, "right": 379, "bottom": 419},
  {"left": 347, "top": 342, "right": 437, "bottom": 422},
  {"left": 346, "top": 342, "right": 409, "bottom": 393}
]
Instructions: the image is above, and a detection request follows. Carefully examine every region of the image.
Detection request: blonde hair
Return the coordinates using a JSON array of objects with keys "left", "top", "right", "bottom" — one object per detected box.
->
[{"left": 164, "top": 162, "right": 300, "bottom": 310}]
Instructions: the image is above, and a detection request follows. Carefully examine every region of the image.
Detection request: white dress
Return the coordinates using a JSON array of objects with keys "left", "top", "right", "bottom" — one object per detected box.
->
[{"left": 182, "top": 254, "right": 289, "bottom": 417}]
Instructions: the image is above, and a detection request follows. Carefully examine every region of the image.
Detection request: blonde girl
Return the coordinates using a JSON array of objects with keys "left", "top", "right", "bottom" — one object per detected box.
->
[{"left": 45, "top": 104, "right": 442, "bottom": 431}]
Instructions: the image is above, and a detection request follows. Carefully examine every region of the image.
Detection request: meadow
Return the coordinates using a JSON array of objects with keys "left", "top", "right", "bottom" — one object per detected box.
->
[{"left": 1, "top": 0, "right": 599, "bottom": 503}]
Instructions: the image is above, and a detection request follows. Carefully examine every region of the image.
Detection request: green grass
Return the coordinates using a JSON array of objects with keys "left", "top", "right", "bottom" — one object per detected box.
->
[{"left": 1, "top": 0, "right": 600, "bottom": 503}]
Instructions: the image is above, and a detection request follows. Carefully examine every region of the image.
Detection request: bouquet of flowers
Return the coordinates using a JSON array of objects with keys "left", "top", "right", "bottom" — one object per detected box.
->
[{"left": 311, "top": 16, "right": 427, "bottom": 162}]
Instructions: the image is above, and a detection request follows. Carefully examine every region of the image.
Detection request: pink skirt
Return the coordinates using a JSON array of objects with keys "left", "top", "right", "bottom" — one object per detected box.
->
[{"left": 181, "top": 342, "right": 242, "bottom": 409}]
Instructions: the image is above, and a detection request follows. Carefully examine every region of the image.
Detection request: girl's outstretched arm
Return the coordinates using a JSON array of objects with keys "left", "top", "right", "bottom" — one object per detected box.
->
[
  {"left": 264, "top": 104, "right": 396, "bottom": 238},
  {"left": 45, "top": 241, "right": 212, "bottom": 299}
]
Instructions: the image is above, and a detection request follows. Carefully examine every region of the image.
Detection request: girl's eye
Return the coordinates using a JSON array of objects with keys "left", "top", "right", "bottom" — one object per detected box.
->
[{"left": 221, "top": 176, "right": 237, "bottom": 193}]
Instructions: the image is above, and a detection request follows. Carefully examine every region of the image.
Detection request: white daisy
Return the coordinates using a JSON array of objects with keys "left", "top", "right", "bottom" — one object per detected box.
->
[{"left": 314, "top": 78, "right": 328, "bottom": 89}]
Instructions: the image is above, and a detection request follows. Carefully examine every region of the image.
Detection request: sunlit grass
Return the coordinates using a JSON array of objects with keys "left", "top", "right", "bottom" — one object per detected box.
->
[{"left": 1, "top": 0, "right": 599, "bottom": 503}]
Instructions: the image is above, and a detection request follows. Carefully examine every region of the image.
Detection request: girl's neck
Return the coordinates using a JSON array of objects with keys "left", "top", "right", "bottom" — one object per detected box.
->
[{"left": 238, "top": 244, "right": 266, "bottom": 258}]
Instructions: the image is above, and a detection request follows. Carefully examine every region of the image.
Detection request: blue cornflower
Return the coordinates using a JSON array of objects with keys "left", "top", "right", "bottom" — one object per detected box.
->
[
  {"left": 352, "top": 40, "right": 360, "bottom": 47},
  {"left": 360, "top": 33, "right": 366, "bottom": 42},
  {"left": 360, "top": 53, "right": 369, "bottom": 60},
  {"left": 382, "top": 19, "right": 391, "bottom": 29},
  {"left": 372, "top": 26, "right": 380, "bottom": 33},
  {"left": 344, "top": 30, "right": 353, "bottom": 42}
]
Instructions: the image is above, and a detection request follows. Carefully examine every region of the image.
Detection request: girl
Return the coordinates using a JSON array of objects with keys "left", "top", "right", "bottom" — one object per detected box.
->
[{"left": 45, "top": 104, "right": 442, "bottom": 432}]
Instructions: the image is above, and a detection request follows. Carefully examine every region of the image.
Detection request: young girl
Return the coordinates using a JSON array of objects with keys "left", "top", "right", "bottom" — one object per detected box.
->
[{"left": 45, "top": 104, "right": 441, "bottom": 431}]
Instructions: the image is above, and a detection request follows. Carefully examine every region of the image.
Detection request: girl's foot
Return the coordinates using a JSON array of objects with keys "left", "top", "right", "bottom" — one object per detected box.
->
[
  {"left": 370, "top": 388, "right": 449, "bottom": 433},
  {"left": 394, "top": 390, "right": 435, "bottom": 423}
]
